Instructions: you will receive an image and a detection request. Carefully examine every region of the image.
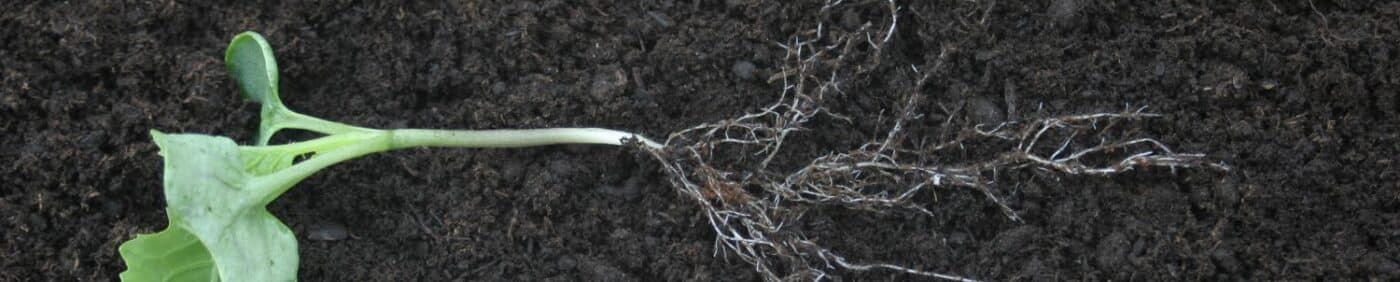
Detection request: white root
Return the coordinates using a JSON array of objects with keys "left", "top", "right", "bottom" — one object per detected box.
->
[{"left": 636, "top": 1, "right": 1226, "bottom": 281}]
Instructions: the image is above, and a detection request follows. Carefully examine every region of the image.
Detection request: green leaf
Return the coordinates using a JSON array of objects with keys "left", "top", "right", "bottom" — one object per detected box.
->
[
  {"left": 120, "top": 30, "right": 662, "bottom": 282},
  {"left": 117, "top": 225, "right": 218, "bottom": 281},
  {"left": 225, "top": 32, "right": 281, "bottom": 106},
  {"left": 119, "top": 131, "right": 299, "bottom": 282},
  {"left": 226, "top": 32, "right": 288, "bottom": 146},
  {"left": 224, "top": 31, "right": 375, "bottom": 145}
]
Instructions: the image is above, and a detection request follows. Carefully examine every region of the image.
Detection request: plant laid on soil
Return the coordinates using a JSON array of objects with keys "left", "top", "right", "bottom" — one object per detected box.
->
[
  {"left": 116, "top": 32, "right": 659, "bottom": 282},
  {"left": 121, "top": 5, "right": 1226, "bottom": 280}
]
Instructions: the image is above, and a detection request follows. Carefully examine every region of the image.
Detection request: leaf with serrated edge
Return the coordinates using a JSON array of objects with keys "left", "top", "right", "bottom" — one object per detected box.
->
[
  {"left": 117, "top": 225, "right": 218, "bottom": 281},
  {"left": 117, "top": 131, "right": 298, "bottom": 282}
]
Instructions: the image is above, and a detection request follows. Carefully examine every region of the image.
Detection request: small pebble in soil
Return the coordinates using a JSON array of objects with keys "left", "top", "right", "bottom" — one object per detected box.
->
[
  {"left": 1211, "top": 248, "right": 1242, "bottom": 273},
  {"left": 1260, "top": 79, "right": 1279, "bottom": 90},
  {"left": 556, "top": 256, "right": 577, "bottom": 270},
  {"left": 968, "top": 96, "right": 1004, "bottom": 124},
  {"left": 1216, "top": 178, "right": 1241, "bottom": 205},
  {"left": 947, "top": 232, "right": 970, "bottom": 245},
  {"left": 491, "top": 81, "right": 507, "bottom": 94},
  {"left": 28, "top": 214, "right": 47, "bottom": 231},
  {"left": 1095, "top": 231, "right": 1130, "bottom": 270},
  {"left": 647, "top": 11, "right": 671, "bottom": 28},
  {"left": 731, "top": 60, "right": 757, "bottom": 80},
  {"left": 79, "top": 131, "right": 107, "bottom": 149},
  {"left": 589, "top": 65, "right": 628, "bottom": 101},
  {"left": 597, "top": 183, "right": 640, "bottom": 201},
  {"left": 1372, "top": 255, "right": 1400, "bottom": 275},
  {"left": 307, "top": 222, "right": 348, "bottom": 241},
  {"left": 102, "top": 199, "right": 123, "bottom": 215}
]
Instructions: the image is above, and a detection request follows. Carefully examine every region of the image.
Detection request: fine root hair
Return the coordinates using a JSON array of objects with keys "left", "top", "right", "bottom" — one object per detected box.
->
[{"left": 638, "top": 1, "right": 1226, "bottom": 280}]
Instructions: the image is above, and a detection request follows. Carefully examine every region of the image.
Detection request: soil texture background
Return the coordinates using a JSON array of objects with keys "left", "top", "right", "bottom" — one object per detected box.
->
[{"left": 2, "top": 0, "right": 1398, "bottom": 280}]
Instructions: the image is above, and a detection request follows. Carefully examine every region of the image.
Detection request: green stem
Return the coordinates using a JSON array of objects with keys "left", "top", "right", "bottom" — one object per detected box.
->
[
  {"left": 257, "top": 107, "right": 374, "bottom": 145},
  {"left": 248, "top": 132, "right": 388, "bottom": 204},
  {"left": 241, "top": 132, "right": 378, "bottom": 157},
  {"left": 388, "top": 128, "right": 661, "bottom": 150},
  {"left": 279, "top": 109, "right": 371, "bottom": 135},
  {"left": 248, "top": 127, "right": 658, "bottom": 203}
]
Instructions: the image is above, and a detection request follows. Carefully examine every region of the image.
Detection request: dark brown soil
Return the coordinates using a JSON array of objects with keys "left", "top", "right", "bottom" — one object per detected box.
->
[{"left": 3, "top": 1, "right": 1398, "bottom": 280}]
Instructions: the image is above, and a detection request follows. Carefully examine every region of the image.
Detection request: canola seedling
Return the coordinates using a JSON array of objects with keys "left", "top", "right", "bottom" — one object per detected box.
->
[{"left": 117, "top": 32, "right": 658, "bottom": 281}]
